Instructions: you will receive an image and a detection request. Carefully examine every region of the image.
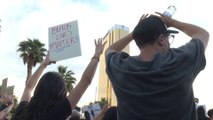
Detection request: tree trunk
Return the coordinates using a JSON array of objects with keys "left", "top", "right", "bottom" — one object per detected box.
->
[{"left": 26, "top": 60, "right": 33, "bottom": 84}]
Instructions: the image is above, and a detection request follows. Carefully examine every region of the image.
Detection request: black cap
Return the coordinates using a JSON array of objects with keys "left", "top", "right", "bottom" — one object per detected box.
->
[{"left": 132, "top": 16, "right": 178, "bottom": 47}]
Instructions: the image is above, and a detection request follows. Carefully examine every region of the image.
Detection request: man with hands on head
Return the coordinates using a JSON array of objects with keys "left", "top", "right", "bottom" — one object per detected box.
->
[{"left": 105, "top": 12, "right": 209, "bottom": 120}]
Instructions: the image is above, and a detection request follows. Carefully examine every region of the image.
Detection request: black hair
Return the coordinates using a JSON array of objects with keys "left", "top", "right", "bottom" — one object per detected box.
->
[
  {"left": 18, "top": 72, "right": 67, "bottom": 120},
  {"left": 84, "top": 111, "right": 91, "bottom": 120},
  {"left": 132, "top": 16, "right": 179, "bottom": 48},
  {"left": 208, "top": 108, "right": 213, "bottom": 117},
  {"left": 132, "top": 21, "right": 159, "bottom": 48},
  {"left": 197, "top": 106, "right": 209, "bottom": 120}
]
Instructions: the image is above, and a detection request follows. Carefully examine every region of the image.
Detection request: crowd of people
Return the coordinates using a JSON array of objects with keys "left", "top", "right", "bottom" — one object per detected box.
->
[
  {"left": 195, "top": 98, "right": 213, "bottom": 120},
  {"left": 0, "top": 11, "right": 211, "bottom": 120}
]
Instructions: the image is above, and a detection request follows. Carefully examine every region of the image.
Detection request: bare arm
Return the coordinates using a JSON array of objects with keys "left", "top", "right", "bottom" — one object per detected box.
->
[
  {"left": 105, "top": 33, "right": 133, "bottom": 57},
  {"left": 172, "top": 20, "right": 209, "bottom": 50},
  {"left": 20, "top": 53, "right": 56, "bottom": 102},
  {"left": 156, "top": 12, "right": 209, "bottom": 50},
  {"left": 67, "top": 38, "right": 106, "bottom": 109},
  {"left": 0, "top": 102, "right": 14, "bottom": 114},
  {"left": 0, "top": 96, "right": 14, "bottom": 120},
  {"left": 105, "top": 14, "right": 149, "bottom": 57}
]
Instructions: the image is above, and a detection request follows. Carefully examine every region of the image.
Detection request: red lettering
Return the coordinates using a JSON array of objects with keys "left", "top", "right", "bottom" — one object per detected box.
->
[{"left": 50, "top": 37, "right": 78, "bottom": 51}]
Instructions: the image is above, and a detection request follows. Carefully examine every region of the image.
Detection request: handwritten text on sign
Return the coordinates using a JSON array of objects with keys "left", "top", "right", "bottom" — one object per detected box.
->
[{"left": 48, "top": 20, "right": 81, "bottom": 61}]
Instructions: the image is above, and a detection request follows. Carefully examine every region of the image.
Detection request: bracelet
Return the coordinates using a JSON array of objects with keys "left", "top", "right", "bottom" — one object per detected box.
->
[{"left": 91, "top": 56, "right": 99, "bottom": 61}]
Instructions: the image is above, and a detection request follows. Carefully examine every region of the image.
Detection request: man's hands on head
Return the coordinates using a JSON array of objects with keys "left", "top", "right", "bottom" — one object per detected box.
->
[{"left": 152, "top": 12, "right": 176, "bottom": 27}]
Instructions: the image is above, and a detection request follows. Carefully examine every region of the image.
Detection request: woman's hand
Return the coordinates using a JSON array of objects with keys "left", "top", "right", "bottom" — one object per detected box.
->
[
  {"left": 93, "top": 38, "right": 107, "bottom": 58},
  {"left": 42, "top": 51, "right": 56, "bottom": 66}
]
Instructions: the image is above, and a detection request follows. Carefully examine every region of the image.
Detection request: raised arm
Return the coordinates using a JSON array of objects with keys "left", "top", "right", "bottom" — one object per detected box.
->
[
  {"left": 105, "top": 14, "right": 149, "bottom": 57},
  {"left": 105, "top": 32, "right": 133, "bottom": 57},
  {"left": 0, "top": 95, "right": 14, "bottom": 120},
  {"left": 156, "top": 12, "right": 209, "bottom": 50},
  {"left": 67, "top": 38, "right": 106, "bottom": 109},
  {"left": 20, "top": 53, "right": 56, "bottom": 102},
  {"left": 93, "top": 104, "right": 108, "bottom": 120},
  {"left": 0, "top": 103, "right": 14, "bottom": 120}
]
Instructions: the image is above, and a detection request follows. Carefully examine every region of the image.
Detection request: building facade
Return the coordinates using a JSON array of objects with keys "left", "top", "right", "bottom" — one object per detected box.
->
[{"left": 97, "top": 24, "right": 129, "bottom": 106}]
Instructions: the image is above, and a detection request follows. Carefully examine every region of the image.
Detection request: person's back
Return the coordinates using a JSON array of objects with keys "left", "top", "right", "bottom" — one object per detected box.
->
[
  {"left": 12, "top": 39, "right": 106, "bottom": 120},
  {"left": 107, "top": 50, "right": 200, "bottom": 119},
  {"left": 105, "top": 14, "right": 209, "bottom": 120}
]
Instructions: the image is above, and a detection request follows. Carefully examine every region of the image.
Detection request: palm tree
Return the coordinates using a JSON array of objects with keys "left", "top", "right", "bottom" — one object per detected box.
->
[
  {"left": 57, "top": 65, "right": 76, "bottom": 91},
  {"left": 17, "top": 38, "right": 47, "bottom": 83}
]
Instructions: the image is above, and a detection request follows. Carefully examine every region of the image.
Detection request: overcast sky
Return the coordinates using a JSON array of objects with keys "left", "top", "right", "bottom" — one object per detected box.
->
[{"left": 0, "top": 0, "right": 212, "bottom": 110}]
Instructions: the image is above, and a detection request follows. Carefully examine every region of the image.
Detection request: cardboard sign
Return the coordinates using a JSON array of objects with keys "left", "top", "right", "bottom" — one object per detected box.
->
[
  {"left": 91, "top": 103, "right": 101, "bottom": 117},
  {"left": 48, "top": 20, "right": 81, "bottom": 61},
  {"left": 6, "top": 85, "right": 14, "bottom": 95},
  {"left": 82, "top": 103, "right": 101, "bottom": 119},
  {"left": 1, "top": 78, "right": 8, "bottom": 95}
]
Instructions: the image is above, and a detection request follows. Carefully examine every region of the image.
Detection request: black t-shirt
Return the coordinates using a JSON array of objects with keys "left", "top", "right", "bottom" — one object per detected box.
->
[
  {"left": 106, "top": 39, "right": 206, "bottom": 120},
  {"left": 12, "top": 97, "right": 72, "bottom": 120}
]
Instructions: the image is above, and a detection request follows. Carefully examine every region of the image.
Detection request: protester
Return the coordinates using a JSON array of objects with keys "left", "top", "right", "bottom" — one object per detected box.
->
[
  {"left": 105, "top": 12, "right": 209, "bottom": 120},
  {"left": 197, "top": 106, "right": 209, "bottom": 120},
  {"left": 93, "top": 104, "right": 108, "bottom": 120},
  {"left": 208, "top": 108, "right": 213, "bottom": 120},
  {"left": 84, "top": 111, "right": 91, "bottom": 120},
  {"left": 195, "top": 97, "right": 208, "bottom": 119},
  {"left": 102, "top": 106, "right": 117, "bottom": 120},
  {"left": 93, "top": 104, "right": 117, "bottom": 120},
  {"left": 0, "top": 95, "right": 14, "bottom": 120},
  {"left": 12, "top": 38, "right": 106, "bottom": 120},
  {"left": 69, "top": 109, "right": 80, "bottom": 120}
]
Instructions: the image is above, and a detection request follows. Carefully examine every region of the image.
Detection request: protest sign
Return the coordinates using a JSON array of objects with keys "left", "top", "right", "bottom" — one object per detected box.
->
[
  {"left": 92, "top": 103, "right": 101, "bottom": 117},
  {"left": 6, "top": 85, "right": 14, "bottom": 96},
  {"left": 48, "top": 20, "right": 81, "bottom": 61},
  {"left": 1, "top": 78, "right": 8, "bottom": 95},
  {"left": 82, "top": 103, "right": 101, "bottom": 119}
]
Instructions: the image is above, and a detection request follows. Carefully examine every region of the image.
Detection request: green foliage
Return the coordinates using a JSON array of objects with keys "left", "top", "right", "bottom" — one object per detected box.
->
[
  {"left": 57, "top": 65, "right": 76, "bottom": 91},
  {"left": 17, "top": 38, "right": 47, "bottom": 81},
  {"left": 91, "top": 98, "right": 108, "bottom": 109},
  {"left": 17, "top": 38, "right": 47, "bottom": 65}
]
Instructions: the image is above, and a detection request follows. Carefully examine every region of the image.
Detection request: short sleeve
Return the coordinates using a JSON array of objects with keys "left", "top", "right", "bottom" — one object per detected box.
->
[{"left": 177, "top": 38, "right": 206, "bottom": 78}]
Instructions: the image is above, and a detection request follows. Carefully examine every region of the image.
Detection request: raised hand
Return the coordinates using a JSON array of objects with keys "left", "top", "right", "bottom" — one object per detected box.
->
[
  {"left": 154, "top": 12, "right": 175, "bottom": 27},
  {"left": 42, "top": 51, "right": 56, "bottom": 66},
  {"left": 138, "top": 14, "right": 149, "bottom": 23},
  {"left": 94, "top": 38, "right": 107, "bottom": 57}
]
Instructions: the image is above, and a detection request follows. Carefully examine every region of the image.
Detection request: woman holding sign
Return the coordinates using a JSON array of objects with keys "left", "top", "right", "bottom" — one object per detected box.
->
[{"left": 12, "top": 38, "right": 106, "bottom": 120}]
